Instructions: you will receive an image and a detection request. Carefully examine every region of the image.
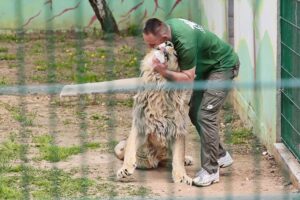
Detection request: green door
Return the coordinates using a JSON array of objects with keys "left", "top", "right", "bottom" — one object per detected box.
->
[{"left": 280, "top": 0, "right": 300, "bottom": 160}]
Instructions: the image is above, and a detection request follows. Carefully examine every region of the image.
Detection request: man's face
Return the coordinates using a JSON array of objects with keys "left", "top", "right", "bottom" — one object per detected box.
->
[{"left": 143, "top": 33, "right": 166, "bottom": 49}]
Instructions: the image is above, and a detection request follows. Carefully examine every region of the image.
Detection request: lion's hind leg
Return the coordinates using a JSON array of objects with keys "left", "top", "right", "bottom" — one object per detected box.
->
[
  {"left": 114, "top": 140, "right": 126, "bottom": 160},
  {"left": 136, "top": 144, "right": 167, "bottom": 169},
  {"left": 114, "top": 139, "right": 162, "bottom": 169},
  {"left": 184, "top": 155, "right": 193, "bottom": 166}
]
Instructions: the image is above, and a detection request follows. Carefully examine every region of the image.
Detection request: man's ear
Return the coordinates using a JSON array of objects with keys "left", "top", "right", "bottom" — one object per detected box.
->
[{"left": 162, "top": 35, "right": 169, "bottom": 42}]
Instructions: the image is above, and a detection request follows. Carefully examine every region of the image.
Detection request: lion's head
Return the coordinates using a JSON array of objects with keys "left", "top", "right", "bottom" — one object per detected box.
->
[{"left": 141, "top": 41, "right": 179, "bottom": 73}]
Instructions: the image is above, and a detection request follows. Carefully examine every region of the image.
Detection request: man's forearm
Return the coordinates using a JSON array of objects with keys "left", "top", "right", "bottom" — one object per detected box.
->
[{"left": 160, "top": 69, "right": 194, "bottom": 82}]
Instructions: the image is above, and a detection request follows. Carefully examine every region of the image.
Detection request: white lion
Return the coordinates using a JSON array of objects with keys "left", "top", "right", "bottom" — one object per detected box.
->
[{"left": 115, "top": 41, "right": 192, "bottom": 185}]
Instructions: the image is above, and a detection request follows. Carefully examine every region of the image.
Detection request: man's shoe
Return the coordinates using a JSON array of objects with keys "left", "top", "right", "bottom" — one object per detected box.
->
[
  {"left": 193, "top": 168, "right": 219, "bottom": 187},
  {"left": 218, "top": 152, "right": 233, "bottom": 168}
]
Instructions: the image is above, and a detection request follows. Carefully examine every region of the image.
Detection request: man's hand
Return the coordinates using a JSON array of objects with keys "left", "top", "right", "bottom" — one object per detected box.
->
[{"left": 152, "top": 57, "right": 168, "bottom": 75}]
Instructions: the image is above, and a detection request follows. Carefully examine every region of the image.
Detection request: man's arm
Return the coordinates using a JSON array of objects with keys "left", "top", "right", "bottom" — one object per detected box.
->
[
  {"left": 152, "top": 59, "right": 195, "bottom": 82},
  {"left": 160, "top": 67, "right": 195, "bottom": 82}
]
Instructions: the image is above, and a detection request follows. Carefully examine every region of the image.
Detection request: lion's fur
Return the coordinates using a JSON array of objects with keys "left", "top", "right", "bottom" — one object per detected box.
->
[
  {"left": 133, "top": 47, "right": 189, "bottom": 141},
  {"left": 116, "top": 42, "right": 192, "bottom": 184}
]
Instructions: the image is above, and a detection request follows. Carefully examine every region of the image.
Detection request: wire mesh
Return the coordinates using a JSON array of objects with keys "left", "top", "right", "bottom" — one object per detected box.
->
[{"left": 281, "top": 0, "right": 300, "bottom": 162}]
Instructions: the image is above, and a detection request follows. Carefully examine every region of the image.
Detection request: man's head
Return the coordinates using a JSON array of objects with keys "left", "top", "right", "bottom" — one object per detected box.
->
[{"left": 143, "top": 18, "right": 171, "bottom": 48}]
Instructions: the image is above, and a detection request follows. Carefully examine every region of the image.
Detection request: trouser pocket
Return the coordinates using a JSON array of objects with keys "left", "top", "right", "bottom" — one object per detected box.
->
[{"left": 200, "top": 89, "right": 227, "bottom": 113}]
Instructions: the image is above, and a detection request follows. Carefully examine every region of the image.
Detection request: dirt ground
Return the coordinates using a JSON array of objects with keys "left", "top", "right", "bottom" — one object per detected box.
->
[{"left": 0, "top": 33, "right": 299, "bottom": 199}]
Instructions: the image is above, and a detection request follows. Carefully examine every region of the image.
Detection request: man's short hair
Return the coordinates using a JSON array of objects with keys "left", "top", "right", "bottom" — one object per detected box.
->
[{"left": 143, "top": 18, "right": 168, "bottom": 36}]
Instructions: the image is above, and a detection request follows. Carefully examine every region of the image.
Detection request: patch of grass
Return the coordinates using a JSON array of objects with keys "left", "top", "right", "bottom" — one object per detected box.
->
[
  {"left": 90, "top": 113, "right": 110, "bottom": 121},
  {"left": 128, "top": 185, "right": 151, "bottom": 197},
  {"left": 12, "top": 110, "right": 35, "bottom": 126},
  {"left": 31, "top": 74, "right": 46, "bottom": 82},
  {"left": 62, "top": 119, "right": 72, "bottom": 125},
  {"left": 0, "top": 139, "right": 21, "bottom": 170},
  {"left": 0, "top": 47, "right": 9, "bottom": 52},
  {"left": 124, "top": 24, "right": 141, "bottom": 36},
  {"left": 106, "top": 98, "right": 134, "bottom": 107},
  {"left": 225, "top": 128, "right": 254, "bottom": 144},
  {"left": 224, "top": 114, "right": 234, "bottom": 124},
  {"left": 35, "top": 65, "right": 48, "bottom": 71},
  {"left": 56, "top": 60, "right": 74, "bottom": 69},
  {"left": 118, "top": 45, "right": 138, "bottom": 55},
  {"left": 0, "top": 54, "right": 16, "bottom": 60},
  {"left": 30, "top": 42, "right": 43, "bottom": 54},
  {"left": 0, "top": 34, "right": 17, "bottom": 42},
  {"left": 8, "top": 62, "right": 18, "bottom": 68},
  {"left": 33, "top": 135, "right": 103, "bottom": 162},
  {"left": 1, "top": 103, "right": 35, "bottom": 126},
  {"left": 96, "top": 48, "right": 108, "bottom": 57},
  {"left": 72, "top": 71, "right": 100, "bottom": 83},
  {"left": 0, "top": 166, "right": 95, "bottom": 199},
  {"left": 0, "top": 77, "right": 9, "bottom": 85},
  {"left": 222, "top": 101, "right": 233, "bottom": 111},
  {"left": 118, "top": 56, "right": 138, "bottom": 68}
]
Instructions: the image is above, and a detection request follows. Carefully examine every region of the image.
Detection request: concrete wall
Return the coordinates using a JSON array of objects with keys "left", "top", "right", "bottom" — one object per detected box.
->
[{"left": 233, "top": 0, "right": 279, "bottom": 150}]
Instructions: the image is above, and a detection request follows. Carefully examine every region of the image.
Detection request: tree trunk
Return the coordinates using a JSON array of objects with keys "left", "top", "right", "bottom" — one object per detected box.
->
[{"left": 88, "top": 0, "right": 119, "bottom": 34}]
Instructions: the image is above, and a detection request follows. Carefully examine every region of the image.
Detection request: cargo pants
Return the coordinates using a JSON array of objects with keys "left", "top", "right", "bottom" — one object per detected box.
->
[{"left": 189, "top": 63, "right": 240, "bottom": 174}]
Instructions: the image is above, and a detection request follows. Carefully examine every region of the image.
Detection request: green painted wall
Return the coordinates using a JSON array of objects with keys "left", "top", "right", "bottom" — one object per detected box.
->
[
  {"left": 0, "top": 0, "right": 204, "bottom": 31},
  {"left": 234, "top": 0, "right": 278, "bottom": 149}
]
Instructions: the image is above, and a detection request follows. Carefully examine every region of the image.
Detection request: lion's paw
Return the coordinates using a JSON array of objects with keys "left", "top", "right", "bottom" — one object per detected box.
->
[
  {"left": 116, "top": 164, "right": 136, "bottom": 180},
  {"left": 173, "top": 173, "right": 193, "bottom": 186}
]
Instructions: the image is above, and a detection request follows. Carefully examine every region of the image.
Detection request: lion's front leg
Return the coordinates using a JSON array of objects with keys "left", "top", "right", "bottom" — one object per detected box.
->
[
  {"left": 117, "top": 125, "right": 145, "bottom": 179},
  {"left": 171, "top": 135, "right": 192, "bottom": 185}
]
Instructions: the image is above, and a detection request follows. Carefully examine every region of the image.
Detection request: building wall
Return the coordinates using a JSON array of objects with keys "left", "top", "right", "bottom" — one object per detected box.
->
[
  {"left": 233, "top": 0, "right": 279, "bottom": 149},
  {"left": 0, "top": 0, "right": 205, "bottom": 31},
  {"left": 198, "top": 0, "right": 228, "bottom": 40}
]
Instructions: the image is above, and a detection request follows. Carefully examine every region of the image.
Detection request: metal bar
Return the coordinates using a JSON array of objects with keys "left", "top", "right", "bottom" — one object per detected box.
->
[
  {"left": 281, "top": 16, "right": 300, "bottom": 30},
  {"left": 281, "top": 90, "right": 300, "bottom": 111},
  {"left": 281, "top": 41, "right": 300, "bottom": 58},
  {"left": 3, "top": 79, "right": 300, "bottom": 96},
  {"left": 281, "top": 65, "right": 297, "bottom": 79},
  {"left": 281, "top": 113, "right": 300, "bottom": 137}
]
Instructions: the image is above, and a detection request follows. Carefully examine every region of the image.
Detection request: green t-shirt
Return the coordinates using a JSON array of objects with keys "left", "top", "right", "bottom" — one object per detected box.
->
[{"left": 166, "top": 18, "right": 239, "bottom": 79}]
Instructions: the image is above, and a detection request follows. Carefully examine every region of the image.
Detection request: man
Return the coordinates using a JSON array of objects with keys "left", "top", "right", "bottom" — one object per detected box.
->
[{"left": 143, "top": 18, "right": 240, "bottom": 187}]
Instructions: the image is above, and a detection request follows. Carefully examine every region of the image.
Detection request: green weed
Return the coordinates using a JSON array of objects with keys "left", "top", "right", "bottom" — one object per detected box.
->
[
  {"left": 0, "top": 77, "right": 9, "bottom": 85},
  {"left": 90, "top": 113, "right": 110, "bottom": 121},
  {"left": 1, "top": 103, "right": 35, "bottom": 126},
  {"left": 106, "top": 98, "right": 134, "bottom": 107},
  {"left": 35, "top": 65, "right": 47, "bottom": 71},
  {"left": 30, "top": 42, "right": 43, "bottom": 54},
  {"left": 124, "top": 24, "right": 141, "bottom": 36},
  {"left": 0, "top": 139, "right": 21, "bottom": 170},
  {"left": 0, "top": 47, "right": 8, "bottom": 52},
  {"left": 0, "top": 54, "right": 16, "bottom": 60},
  {"left": 128, "top": 185, "right": 151, "bottom": 196},
  {"left": 225, "top": 128, "right": 254, "bottom": 144},
  {"left": 0, "top": 166, "right": 95, "bottom": 199},
  {"left": 118, "top": 45, "right": 138, "bottom": 55},
  {"left": 33, "top": 135, "right": 102, "bottom": 162},
  {"left": 0, "top": 34, "right": 17, "bottom": 42}
]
